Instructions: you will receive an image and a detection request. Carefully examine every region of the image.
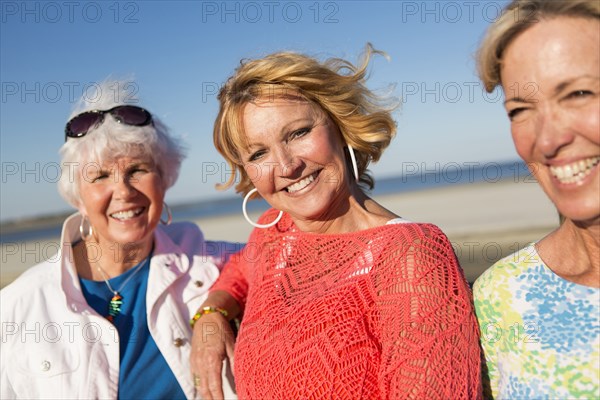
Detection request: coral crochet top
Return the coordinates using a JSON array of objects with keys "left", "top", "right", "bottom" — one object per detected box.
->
[{"left": 212, "top": 210, "right": 482, "bottom": 399}]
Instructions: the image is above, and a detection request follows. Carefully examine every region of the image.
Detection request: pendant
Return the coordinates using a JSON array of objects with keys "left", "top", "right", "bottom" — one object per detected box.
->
[{"left": 107, "top": 293, "right": 123, "bottom": 322}]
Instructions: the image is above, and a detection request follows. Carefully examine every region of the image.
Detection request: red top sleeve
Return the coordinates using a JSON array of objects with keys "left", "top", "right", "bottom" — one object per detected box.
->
[{"left": 209, "top": 209, "right": 280, "bottom": 312}]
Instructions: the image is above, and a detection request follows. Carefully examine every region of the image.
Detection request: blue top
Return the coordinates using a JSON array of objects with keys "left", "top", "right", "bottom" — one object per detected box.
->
[{"left": 80, "top": 257, "right": 186, "bottom": 400}]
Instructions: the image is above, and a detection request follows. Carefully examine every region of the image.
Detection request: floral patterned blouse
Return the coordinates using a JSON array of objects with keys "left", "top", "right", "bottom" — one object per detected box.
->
[{"left": 473, "top": 244, "right": 599, "bottom": 399}]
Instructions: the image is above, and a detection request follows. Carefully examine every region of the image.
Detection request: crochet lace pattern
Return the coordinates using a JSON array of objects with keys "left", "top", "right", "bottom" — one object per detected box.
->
[{"left": 212, "top": 209, "right": 482, "bottom": 399}]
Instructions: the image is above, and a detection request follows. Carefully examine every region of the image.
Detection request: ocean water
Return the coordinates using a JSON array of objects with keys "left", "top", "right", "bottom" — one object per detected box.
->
[{"left": 1, "top": 160, "right": 531, "bottom": 244}]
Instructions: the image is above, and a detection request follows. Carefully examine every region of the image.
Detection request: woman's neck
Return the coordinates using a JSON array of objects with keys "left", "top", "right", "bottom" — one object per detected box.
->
[
  {"left": 291, "top": 186, "right": 398, "bottom": 235},
  {"left": 74, "top": 237, "right": 153, "bottom": 281},
  {"left": 537, "top": 218, "right": 600, "bottom": 288}
]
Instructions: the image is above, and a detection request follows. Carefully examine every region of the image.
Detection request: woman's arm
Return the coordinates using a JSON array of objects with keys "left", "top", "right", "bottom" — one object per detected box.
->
[
  {"left": 376, "top": 224, "right": 482, "bottom": 399},
  {"left": 473, "top": 270, "right": 501, "bottom": 399},
  {"left": 191, "top": 290, "right": 240, "bottom": 400},
  {"left": 190, "top": 247, "right": 250, "bottom": 400}
]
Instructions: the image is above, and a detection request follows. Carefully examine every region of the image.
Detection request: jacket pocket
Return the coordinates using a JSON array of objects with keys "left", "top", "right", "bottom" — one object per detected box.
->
[{"left": 8, "top": 341, "right": 81, "bottom": 399}]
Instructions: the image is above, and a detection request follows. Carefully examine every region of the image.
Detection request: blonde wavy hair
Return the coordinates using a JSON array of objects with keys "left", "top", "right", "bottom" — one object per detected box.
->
[
  {"left": 213, "top": 44, "right": 398, "bottom": 195},
  {"left": 477, "top": 0, "right": 600, "bottom": 93}
]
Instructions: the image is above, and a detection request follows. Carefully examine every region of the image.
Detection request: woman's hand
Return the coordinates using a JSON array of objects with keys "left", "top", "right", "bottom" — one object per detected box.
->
[
  {"left": 191, "top": 312, "right": 235, "bottom": 399},
  {"left": 190, "top": 291, "right": 241, "bottom": 399}
]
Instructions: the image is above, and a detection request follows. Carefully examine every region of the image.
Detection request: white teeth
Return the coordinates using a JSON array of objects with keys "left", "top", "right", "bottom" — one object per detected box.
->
[
  {"left": 111, "top": 208, "right": 143, "bottom": 220},
  {"left": 550, "top": 156, "right": 600, "bottom": 184},
  {"left": 286, "top": 173, "right": 317, "bottom": 193}
]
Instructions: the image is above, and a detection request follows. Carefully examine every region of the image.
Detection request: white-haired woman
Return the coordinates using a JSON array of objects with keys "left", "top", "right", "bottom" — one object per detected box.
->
[
  {"left": 0, "top": 81, "right": 238, "bottom": 399},
  {"left": 474, "top": 0, "right": 599, "bottom": 398}
]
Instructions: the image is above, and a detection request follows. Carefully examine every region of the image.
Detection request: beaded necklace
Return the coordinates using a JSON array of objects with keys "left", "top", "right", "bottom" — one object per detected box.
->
[{"left": 95, "top": 256, "right": 150, "bottom": 322}]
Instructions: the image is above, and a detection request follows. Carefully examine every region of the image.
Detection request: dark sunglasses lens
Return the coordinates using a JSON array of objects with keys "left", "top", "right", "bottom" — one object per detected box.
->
[
  {"left": 111, "top": 106, "right": 151, "bottom": 126},
  {"left": 67, "top": 113, "right": 102, "bottom": 137}
]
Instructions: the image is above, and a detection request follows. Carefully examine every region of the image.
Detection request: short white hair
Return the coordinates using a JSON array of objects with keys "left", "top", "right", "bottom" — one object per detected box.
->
[{"left": 58, "top": 79, "right": 186, "bottom": 208}]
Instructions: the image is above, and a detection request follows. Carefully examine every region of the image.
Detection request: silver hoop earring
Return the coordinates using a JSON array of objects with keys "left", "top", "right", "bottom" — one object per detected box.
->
[
  {"left": 242, "top": 188, "right": 283, "bottom": 229},
  {"left": 160, "top": 202, "right": 172, "bottom": 225},
  {"left": 79, "top": 215, "right": 93, "bottom": 241},
  {"left": 347, "top": 145, "right": 359, "bottom": 182}
]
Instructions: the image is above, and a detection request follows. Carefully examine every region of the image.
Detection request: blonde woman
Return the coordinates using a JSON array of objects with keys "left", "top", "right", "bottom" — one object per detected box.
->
[
  {"left": 190, "top": 46, "right": 482, "bottom": 399},
  {"left": 474, "top": 1, "right": 600, "bottom": 398}
]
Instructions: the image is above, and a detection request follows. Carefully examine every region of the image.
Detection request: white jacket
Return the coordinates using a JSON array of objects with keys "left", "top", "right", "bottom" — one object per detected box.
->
[{"left": 0, "top": 213, "right": 238, "bottom": 399}]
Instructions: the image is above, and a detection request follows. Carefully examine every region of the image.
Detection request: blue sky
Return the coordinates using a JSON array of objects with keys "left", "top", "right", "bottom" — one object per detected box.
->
[{"left": 0, "top": 0, "right": 515, "bottom": 222}]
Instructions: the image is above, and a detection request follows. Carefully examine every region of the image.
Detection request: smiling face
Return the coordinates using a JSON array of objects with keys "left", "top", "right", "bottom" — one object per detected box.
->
[
  {"left": 77, "top": 155, "right": 165, "bottom": 247},
  {"left": 240, "top": 97, "right": 352, "bottom": 223},
  {"left": 501, "top": 16, "right": 600, "bottom": 224}
]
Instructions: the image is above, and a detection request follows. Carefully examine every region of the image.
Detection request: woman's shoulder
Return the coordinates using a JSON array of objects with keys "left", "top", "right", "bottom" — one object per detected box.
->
[
  {"left": 372, "top": 221, "right": 464, "bottom": 283},
  {"left": 156, "top": 220, "right": 205, "bottom": 252},
  {"left": 1, "top": 260, "right": 61, "bottom": 313},
  {"left": 381, "top": 220, "right": 452, "bottom": 246},
  {"left": 257, "top": 210, "right": 452, "bottom": 250},
  {"left": 473, "top": 244, "right": 538, "bottom": 299},
  {"left": 160, "top": 220, "right": 203, "bottom": 240},
  {"left": 157, "top": 221, "right": 243, "bottom": 267}
]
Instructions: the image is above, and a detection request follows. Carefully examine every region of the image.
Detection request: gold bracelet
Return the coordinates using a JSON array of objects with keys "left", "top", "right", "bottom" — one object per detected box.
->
[{"left": 190, "top": 306, "right": 229, "bottom": 328}]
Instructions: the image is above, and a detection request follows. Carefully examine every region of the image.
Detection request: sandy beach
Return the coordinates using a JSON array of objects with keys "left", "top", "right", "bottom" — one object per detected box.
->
[{"left": 0, "top": 178, "right": 558, "bottom": 288}]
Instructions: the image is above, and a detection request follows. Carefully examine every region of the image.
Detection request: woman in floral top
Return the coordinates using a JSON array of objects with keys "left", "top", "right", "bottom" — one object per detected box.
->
[{"left": 474, "top": 0, "right": 600, "bottom": 398}]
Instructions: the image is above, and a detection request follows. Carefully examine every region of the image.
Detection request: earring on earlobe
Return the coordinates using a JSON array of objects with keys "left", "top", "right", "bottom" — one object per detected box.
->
[
  {"left": 347, "top": 145, "right": 359, "bottom": 183},
  {"left": 242, "top": 188, "right": 283, "bottom": 229},
  {"left": 160, "top": 202, "right": 172, "bottom": 225},
  {"left": 79, "top": 215, "right": 94, "bottom": 241}
]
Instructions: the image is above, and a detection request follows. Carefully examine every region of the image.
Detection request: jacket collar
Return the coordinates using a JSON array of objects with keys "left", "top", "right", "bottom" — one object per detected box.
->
[
  {"left": 58, "top": 213, "right": 189, "bottom": 312},
  {"left": 58, "top": 213, "right": 88, "bottom": 312}
]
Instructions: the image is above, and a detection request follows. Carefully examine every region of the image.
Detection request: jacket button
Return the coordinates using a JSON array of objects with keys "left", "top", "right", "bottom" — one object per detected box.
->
[
  {"left": 41, "top": 360, "right": 51, "bottom": 371},
  {"left": 195, "top": 280, "right": 204, "bottom": 287},
  {"left": 173, "top": 338, "right": 185, "bottom": 347}
]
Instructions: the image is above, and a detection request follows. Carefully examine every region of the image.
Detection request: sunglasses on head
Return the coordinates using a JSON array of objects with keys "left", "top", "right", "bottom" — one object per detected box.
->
[{"left": 64, "top": 105, "right": 153, "bottom": 141}]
